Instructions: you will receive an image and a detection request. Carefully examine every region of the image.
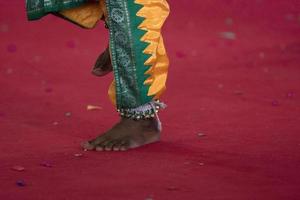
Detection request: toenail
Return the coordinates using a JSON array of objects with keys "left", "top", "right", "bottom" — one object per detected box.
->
[
  {"left": 81, "top": 142, "right": 94, "bottom": 150},
  {"left": 96, "top": 147, "right": 103, "bottom": 151}
]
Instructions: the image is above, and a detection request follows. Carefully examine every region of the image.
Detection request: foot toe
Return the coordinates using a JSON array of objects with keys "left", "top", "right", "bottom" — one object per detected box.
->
[
  {"left": 95, "top": 140, "right": 109, "bottom": 152},
  {"left": 120, "top": 141, "right": 130, "bottom": 151},
  {"left": 104, "top": 141, "right": 117, "bottom": 151},
  {"left": 82, "top": 136, "right": 106, "bottom": 150},
  {"left": 112, "top": 141, "right": 124, "bottom": 151},
  {"left": 81, "top": 141, "right": 95, "bottom": 150},
  {"left": 95, "top": 146, "right": 104, "bottom": 151}
]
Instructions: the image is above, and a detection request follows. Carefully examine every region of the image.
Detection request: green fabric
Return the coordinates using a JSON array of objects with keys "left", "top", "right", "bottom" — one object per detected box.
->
[
  {"left": 105, "top": 0, "right": 154, "bottom": 109},
  {"left": 26, "top": 0, "right": 154, "bottom": 110},
  {"left": 26, "top": 0, "right": 90, "bottom": 20}
]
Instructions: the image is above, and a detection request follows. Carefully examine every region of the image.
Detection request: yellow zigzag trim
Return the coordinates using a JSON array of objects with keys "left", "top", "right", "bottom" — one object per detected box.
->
[{"left": 135, "top": 0, "right": 170, "bottom": 99}]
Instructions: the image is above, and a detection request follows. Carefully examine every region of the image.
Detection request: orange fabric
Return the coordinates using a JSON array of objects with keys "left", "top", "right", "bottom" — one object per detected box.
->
[
  {"left": 59, "top": 2, "right": 104, "bottom": 29},
  {"left": 108, "top": 0, "right": 170, "bottom": 105},
  {"left": 108, "top": 80, "right": 117, "bottom": 107},
  {"left": 136, "top": 0, "right": 170, "bottom": 99}
]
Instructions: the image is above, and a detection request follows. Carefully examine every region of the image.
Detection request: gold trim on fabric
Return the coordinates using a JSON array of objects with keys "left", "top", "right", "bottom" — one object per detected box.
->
[{"left": 136, "top": 0, "right": 170, "bottom": 99}]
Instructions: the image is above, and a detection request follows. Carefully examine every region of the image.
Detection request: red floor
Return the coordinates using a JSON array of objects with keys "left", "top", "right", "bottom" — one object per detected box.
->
[{"left": 1, "top": 0, "right": 300, "bottom": 199}]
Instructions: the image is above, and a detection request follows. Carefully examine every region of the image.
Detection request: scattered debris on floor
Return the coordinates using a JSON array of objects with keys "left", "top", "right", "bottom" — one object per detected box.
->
[
  {"left": 74, "top": 153, "right": 83, "bottom": 157},
  {"left": 287, "top": 92, "right": 295, "bottom": 98},
  {"left": 197, "top": 133, "right": 206, "bottom": 137},
  {"left": 11, "top": 166, "right": 25, "bottom": 172},
  {"left": 86, "top": 105, "right": 102, "bottom": 111},
  {"left": 52, "top": 121, "right": 59, "bottom": 126},
  {"left": 65, "top": 112, "right": 72, "bottom": 117},
  {"left": 40, "top": 161, "right": 53, "bottom": 168},
  {"left": 145, "top": 196, "right": 154, "bottom": 200},
  {"left": 16, "top": 180, "right": 26, "bottom": 187},
  {"left": 219, "top": 31, "right": 236, "bottom": 40}
]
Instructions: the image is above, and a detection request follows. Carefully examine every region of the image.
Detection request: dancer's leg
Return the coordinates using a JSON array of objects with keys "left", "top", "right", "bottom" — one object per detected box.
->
[{"left": 82, "top": 0, "right": 170, "bottom": 151}]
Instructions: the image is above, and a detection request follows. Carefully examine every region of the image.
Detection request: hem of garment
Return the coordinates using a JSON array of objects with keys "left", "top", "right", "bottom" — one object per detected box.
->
[{"left": 117, "top": 100, "right": 166, "bottom": 120}]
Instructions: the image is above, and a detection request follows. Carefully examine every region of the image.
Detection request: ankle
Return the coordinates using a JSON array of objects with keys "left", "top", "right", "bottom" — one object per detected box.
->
[{"left": 120, "top": 117, "right": 161, "bottom": 132}]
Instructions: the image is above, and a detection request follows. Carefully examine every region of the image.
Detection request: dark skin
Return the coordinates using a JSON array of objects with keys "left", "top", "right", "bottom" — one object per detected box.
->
[
  {"left": 81, "top": 117, "right": 161, "bottom": 151},
  {"left": 55, "top": 5, "right": 161, "bottom": 151},
  {"left": 82, "top": 50, "right": 161, "bottom": 152},
  {"left": 91, "top": 46, "right": 113, "bottom": 77}
]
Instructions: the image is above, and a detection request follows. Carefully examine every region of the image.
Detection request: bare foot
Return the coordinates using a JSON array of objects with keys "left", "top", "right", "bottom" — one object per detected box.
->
[
  {"left": 81, "top": 118, "right": 161, "bottom": 151},
  {"left": 91, "top": 46, "right": 112, "bottom": 77}
]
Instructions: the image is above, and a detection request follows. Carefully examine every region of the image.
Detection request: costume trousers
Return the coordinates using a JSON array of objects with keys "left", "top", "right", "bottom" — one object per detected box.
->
[{"left": 26, "top": 0, "right": 170, "bottom": 118}]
